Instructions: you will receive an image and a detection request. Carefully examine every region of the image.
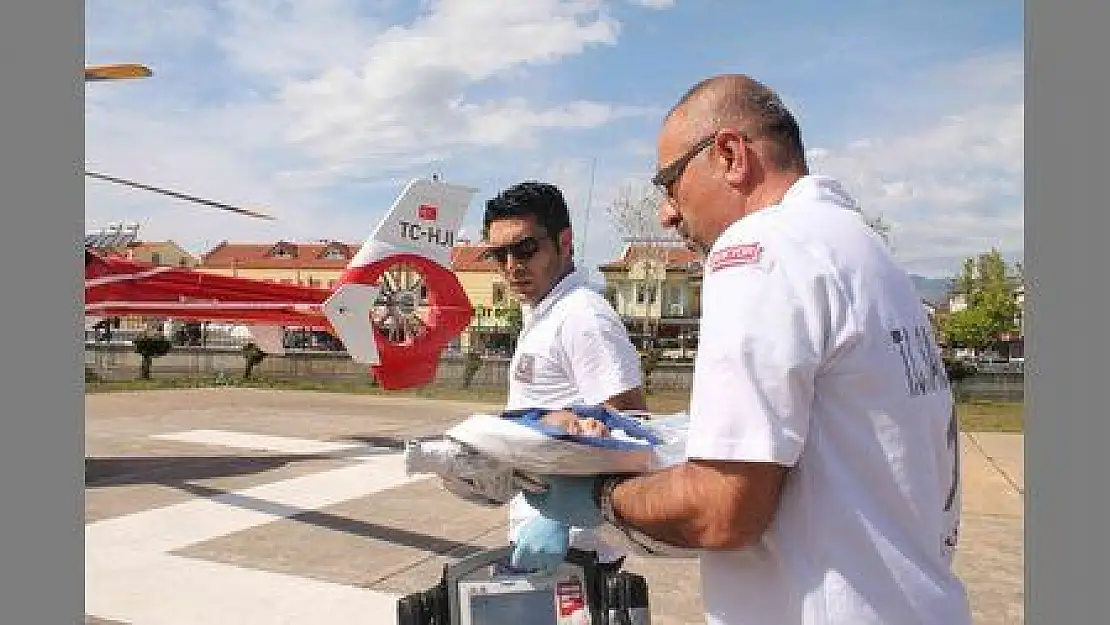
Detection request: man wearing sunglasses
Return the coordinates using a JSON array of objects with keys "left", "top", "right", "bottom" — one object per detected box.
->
[
  {"left": 478, "top": 180, "right": 648, "bottom": 574},
  {"left": 513, "top": 75, "right": 973, "bottom": 625}
]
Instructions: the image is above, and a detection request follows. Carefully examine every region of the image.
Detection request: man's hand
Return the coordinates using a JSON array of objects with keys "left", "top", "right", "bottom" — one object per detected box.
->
[
  {"left": 510, "top": 516, "right": 570, "bottom": 574},
  {"left": 523, "top": 476, "right": 603, "bottom": 528}
]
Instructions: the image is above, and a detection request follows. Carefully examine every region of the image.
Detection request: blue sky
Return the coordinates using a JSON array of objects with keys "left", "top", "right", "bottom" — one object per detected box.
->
[{"left": 85, "top": 0, "right": 1023, "bottom": 278}]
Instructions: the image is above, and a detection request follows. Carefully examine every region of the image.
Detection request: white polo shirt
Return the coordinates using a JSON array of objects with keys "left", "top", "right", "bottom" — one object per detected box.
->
[
  {"left": 688, "top": 175, "right": 972, "bottom": 625},
  {"left": 504, "top": 268, "right": 643, "bottom": 562}
]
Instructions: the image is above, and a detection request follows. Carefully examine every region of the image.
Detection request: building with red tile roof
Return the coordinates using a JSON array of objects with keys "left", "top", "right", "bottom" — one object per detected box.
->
[{"left": 598, "top": 240, "right": 704, "bottom": 354}]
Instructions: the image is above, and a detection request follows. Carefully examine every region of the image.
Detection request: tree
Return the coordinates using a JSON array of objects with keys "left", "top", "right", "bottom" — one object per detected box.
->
[
  {"left": 503, "top": 298, "right": 523, "bottom": 350},
  {"left": 605, "top": 183, "right": 674, "bottom": 342},
  {"left": 940, "top": 307, "right": 999, "bottom": 349},
  {"left": 941, "top": 355, "right": 977, "bottom": 402},
  {"left": 639, "top": 344, "right": 662, "bottom": 395},
  {"left": 133, "top": 333, "right": 172, "bottom": 380},
  {"left": 461, "top": 350, "right": 483, "bottom": 389},
  {"left": 938, "top": 249, "right": 1020, "bottom": 353},
  {"left": 241, "top": 342, "right": 267, "bottom": 380}
]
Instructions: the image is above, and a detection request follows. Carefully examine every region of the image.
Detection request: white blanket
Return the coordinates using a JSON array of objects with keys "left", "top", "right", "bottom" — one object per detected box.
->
[
  {"left": 446, "top": 410, "right": 689, "bottom": 475},
  {"left": 404, "top": 409, "right": 699, "bottom": 557}
]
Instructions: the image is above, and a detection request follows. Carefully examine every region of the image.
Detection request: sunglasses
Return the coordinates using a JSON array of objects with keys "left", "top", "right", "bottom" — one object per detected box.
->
[
  {"left": 651, "top": 130, "right": 750, "bottom": 196},
  {"left": 480, "top": 236, "right": 541, "bottom": 264},
  {"left": 651, "top": 132, "right": 718, "bottom": 196}
]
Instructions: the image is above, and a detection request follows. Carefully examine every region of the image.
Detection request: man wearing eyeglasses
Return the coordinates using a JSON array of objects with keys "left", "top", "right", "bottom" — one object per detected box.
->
[
  {"left": 513, "top": 75, "right": 973, "bottom": 624},
  {"left": 478, "top": 180, "right": 648, "bottom": 573}
]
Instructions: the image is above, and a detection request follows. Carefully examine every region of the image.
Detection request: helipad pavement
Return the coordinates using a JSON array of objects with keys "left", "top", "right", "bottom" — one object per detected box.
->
[{"left": 85, "top": 388, "right": 1024, "bottom": 624}]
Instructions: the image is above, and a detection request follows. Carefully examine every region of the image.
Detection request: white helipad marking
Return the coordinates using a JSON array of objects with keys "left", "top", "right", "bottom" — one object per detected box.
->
[
  {"left": 86, "top": 429, "right": 425, "bottom": 624},
  {"left": 151, "top": 429, "right": 369, "bottom": 455}
]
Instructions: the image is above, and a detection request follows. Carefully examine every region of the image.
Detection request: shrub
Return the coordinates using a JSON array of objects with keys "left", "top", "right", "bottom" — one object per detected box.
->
[
  {"left": 241, "top": 342, "right": 268, "bottom": 380},
  {"left": 133, "top": 334, "right": 172, "bottom": 380},
  {"left": 462, "top": 350, "right": 483, "bottom": 389},
  {"left": 943, "top": 357, "right": 977, "bottom": 383}
]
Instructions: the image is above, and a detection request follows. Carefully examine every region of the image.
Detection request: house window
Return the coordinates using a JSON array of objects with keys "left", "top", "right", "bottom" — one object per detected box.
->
[
  {"left": 667, "top": 284, "right": 685, "bottom": 315},
  {"left": 150, "top": 252, "right": 162, "bottom": 265},
  {"left": 492, "top": 283, "right": 506, "bottom": 305},
  {"left": 323, "top": 247, "right": 346, "bottom": 260},
  {"left": 178, "top": 258, "right": 188, "bottom": 267},
  {"left": 270, "top": 242, "right": 296, "bottom": 259},
  {"left": 636, "top": 284, "right": 657, "bottom": 305}
]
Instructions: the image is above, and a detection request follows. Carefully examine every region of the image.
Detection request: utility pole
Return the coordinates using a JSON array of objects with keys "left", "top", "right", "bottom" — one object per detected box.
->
[{"left": 578, "top": 157, "right": 597, "bottom": 265}]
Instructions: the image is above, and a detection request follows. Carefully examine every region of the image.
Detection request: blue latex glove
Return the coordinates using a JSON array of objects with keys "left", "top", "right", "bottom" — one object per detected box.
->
[
  {"left": 510, "top": 515, "right": 571, "bottom": 574},
  {"left": 523, "top": 475, "right": 603, "bottom": 528}
]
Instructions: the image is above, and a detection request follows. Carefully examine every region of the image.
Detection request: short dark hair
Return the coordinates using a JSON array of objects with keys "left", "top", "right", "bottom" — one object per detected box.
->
[
  {"left": 482, "top": 181, "right": 572, "bottom": 241},
  {"left": 669, "top": 74, "right": 808, "bottom": 173}
]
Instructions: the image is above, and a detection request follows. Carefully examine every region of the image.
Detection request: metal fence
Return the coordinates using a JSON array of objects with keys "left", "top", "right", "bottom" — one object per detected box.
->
[
  {"left": 85, "top": 344, "right": 1024, "bottom": 402},
  {"left": 952, "top": 373, "right": 1025, "bottom": 402},
  {"left": 84, "top": 343, "right": 510, "bottom": 387}
]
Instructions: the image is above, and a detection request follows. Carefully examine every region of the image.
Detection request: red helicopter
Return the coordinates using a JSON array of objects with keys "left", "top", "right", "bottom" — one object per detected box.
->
[{"left": 85, "top": 64, "right": 478, "bottom": 390}]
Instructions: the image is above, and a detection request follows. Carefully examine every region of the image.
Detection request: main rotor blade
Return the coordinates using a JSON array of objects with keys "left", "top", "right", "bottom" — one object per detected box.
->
[
  {"left": 85, "top": 64, "right": 152, "bottom": 82},
  {"left": 85, "top": 170, "right": 276, "bottom": 221}
]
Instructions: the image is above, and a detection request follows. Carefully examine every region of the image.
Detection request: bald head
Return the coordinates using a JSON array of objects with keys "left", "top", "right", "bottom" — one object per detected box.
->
[{"left": 666, "top": 74, "right": 808, "bottom": 174}]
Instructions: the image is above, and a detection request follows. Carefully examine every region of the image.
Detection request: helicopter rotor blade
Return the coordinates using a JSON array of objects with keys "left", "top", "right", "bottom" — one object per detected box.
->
[
  {"left": 85, "top": 64, "right": 275, "bottom": 222},
  {"left": 84, "top": 64, "right": 153, "bottom": 82},
  {"left": 85, "top": 170, "right": 276, "bottom": 221}
]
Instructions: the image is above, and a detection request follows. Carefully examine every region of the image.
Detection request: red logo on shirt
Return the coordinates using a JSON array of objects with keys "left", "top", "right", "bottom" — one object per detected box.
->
[
  {"left": 417, "top": 203, "right": 438, "bottom": 221},
  {"left": 709, "top": 243, "right": 762, "bottom": 272},
  {"left": 556, "top": 578, "right": 586, "bottom": 617}
]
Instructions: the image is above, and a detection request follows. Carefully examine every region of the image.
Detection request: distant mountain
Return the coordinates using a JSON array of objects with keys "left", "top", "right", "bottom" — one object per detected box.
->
[{"left": 910, "top": 275, "right": 955, "bottom": 305}]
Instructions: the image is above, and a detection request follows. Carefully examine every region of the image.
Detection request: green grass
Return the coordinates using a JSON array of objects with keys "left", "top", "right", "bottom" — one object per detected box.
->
[
  {"left": 84, "top": 375, "right": 510, "bottom": 404},
  {"left": 650, "top": 394, "right": 1024, "bottom": 432},
  {"left": 955, "top": 400, "right": 1025, "bottom": 433},
  {"left": 85, "top": 376, "right": 1024, "bottom": 432}
]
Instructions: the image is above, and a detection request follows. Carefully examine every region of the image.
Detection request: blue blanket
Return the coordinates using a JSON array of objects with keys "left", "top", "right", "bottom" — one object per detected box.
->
[{"left": 499, "top": 405, "right": 665, "bottom": 451}]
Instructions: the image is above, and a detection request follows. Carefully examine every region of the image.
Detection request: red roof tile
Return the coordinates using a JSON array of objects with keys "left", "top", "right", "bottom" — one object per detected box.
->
[
  {"left": 598, "top": 243, "right": 702, "bottom": 272},
  {"left": 198, "top": 240, "right": 502, "bottom": 273},
  {"left": 451, "top": 244, "right": 499, "bottom": 273},
  {"left": 200, "top": 241, "right": 356, "bottom": 270}
]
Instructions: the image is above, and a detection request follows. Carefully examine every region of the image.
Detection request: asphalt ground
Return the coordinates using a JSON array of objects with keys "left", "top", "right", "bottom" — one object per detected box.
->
[{"left": 85, "top": 388, "right": 1024, "bottom": 624}]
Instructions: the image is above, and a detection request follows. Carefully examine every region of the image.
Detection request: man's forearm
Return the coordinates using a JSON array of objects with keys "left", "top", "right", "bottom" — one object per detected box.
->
[
  {"left": 610, "top": 462, "right": 730, "bottom": 548},
  {"left": 608, "top": 460, "right": 785, "bottom": 550}
]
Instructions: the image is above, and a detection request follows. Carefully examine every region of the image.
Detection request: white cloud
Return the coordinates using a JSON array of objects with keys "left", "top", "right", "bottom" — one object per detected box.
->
[
  {"left": 83, "top": 96, "right": 324, "bottom": 254},
  {"left": 625, "top": 0, "right": 676, "bottom": 8},
  {"left": 215, "top": 0, "right": 385, "bottom": 83},
  {"left": 271, "top": 0, "right": 651, "bottom": 180},
  {"left": 84, "top": 2, "right": 1021, "bottom": 283},
  {"left": 84, "top": 0, "right": 664, "bottom": 258},
  {"left": 807, "top": 53, "right": 1024, "bottom": 277},
  {"left": 85, "top": 1, "right": 214, "bottom": 59}
]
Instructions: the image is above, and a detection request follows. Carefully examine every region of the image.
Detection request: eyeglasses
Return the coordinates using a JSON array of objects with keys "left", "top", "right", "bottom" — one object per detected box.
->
[
  {"left": 651, "top": 130, "right": 753, "bottom": 196},
  {"left": 651, "top": 131, "right": 719, "bottom": 196},
  {"left": 479, "top": 236, "right": 541, "bottom": 265}
]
